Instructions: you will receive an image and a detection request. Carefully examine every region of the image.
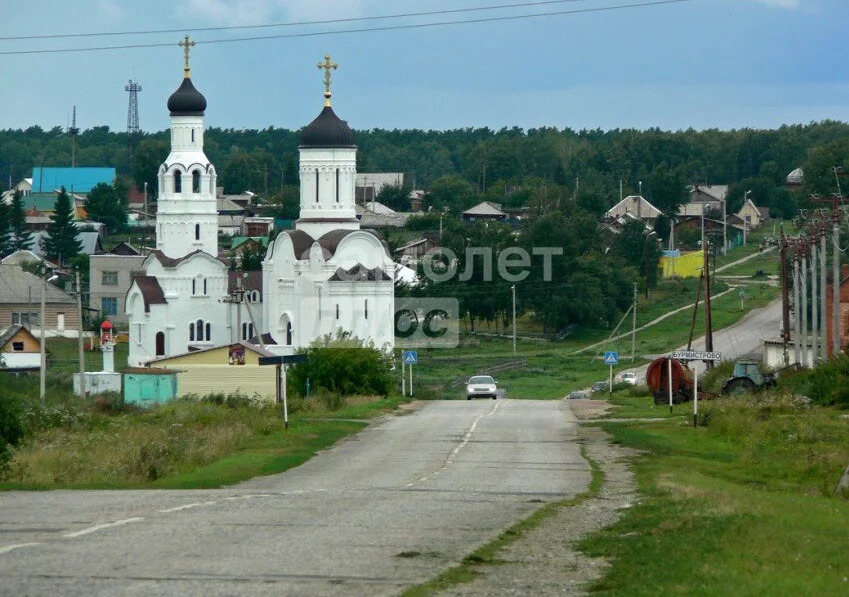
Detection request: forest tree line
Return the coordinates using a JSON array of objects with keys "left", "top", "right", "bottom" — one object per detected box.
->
[{"left": 2, "top": 121, "right": 848, "bottom": 218}]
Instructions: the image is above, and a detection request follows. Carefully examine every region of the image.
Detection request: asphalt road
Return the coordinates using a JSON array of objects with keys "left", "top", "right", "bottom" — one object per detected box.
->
[
  {"left": 626, "top": 297, "right": 783, "bottom": 380},
  {"left": 0, "top": 399, "right": 589, "bottom": 596}
]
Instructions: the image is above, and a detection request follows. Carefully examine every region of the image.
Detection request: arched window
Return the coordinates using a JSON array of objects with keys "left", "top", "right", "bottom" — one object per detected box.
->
[
  {"left": 155, "top": 332, "right": 165, "bottom": 356},
  {"left": 192, "top": 170, "right": 201, "bottom": 193},
  {"left": 205, "top": 322, "right": 211, "bottom": 341},
  {"left": 335, "top": 168, "right": 340, "bottom": 203},
  {"left": 192, "top": 279, "right": 196, "bottom": 295},
  {"left": 196, "top": 319, "right": 204, "bottom": 341},
  {"left": 315, "top": 170, "right": 320, "bottom": 202},
  {"left": 364, "top": 299, "right": 368, "bottom": 320},
  {"left": 336, "top": 304, "right": 340, "bottom": 320},
  {"left": 249, "top": 290, "right": 260, "bottom": 303},
  {"left": 189, "top": 322, "right": 195, "bottom": 341},
  {"left": 286, "top": 321, "right": 293, "bottom": 346},
  {"left": 195, "top": 223, "right": 200, "bottom": 240},
  {"left": 241, "top": 322, "right": 254, "bottom": 341},
  {"left": 173, "top": 171, "right": 182, "bottom": 193},
  {"left": 203, "top": 278, "right": 207, "bottom": 295},
  {"left": 191, "top": 129, "right": 195, "bottom": 143}
]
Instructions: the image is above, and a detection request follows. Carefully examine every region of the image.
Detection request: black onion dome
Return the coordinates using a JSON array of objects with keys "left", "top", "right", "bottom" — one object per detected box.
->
[
  {"left": 300, "top": 106, "right": 356, "bottom": 148},
  {"left": 167, "top": 77, "right": 207, "bottom": 116}
]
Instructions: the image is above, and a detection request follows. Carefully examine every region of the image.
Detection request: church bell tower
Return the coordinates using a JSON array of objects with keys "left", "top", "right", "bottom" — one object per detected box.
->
[{"left": 155, "top": 35, "right": 219, "bottom": 259}]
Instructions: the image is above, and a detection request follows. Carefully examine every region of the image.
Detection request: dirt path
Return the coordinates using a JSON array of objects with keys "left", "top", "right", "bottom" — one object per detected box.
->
[{"left": 435, "top": 401, "right": 638, "bottom": 597}]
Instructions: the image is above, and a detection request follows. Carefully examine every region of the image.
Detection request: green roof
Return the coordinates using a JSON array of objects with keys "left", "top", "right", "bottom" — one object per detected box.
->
[{"left": 230, "top": 236, "right": 269, "bottom": 250}]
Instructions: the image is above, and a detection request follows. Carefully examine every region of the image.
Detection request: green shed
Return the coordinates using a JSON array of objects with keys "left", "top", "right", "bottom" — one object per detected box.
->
[{"left": 122, "top": 368, "right": 180, "bottom": 406}]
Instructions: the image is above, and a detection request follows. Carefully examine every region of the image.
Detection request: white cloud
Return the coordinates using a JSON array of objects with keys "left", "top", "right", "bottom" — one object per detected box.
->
[
  {"left": 175, "top": 0, "right": 365, "bottom": 26},
  {"left": 750, "top": 0, "right": 802, "bottom": 9}
]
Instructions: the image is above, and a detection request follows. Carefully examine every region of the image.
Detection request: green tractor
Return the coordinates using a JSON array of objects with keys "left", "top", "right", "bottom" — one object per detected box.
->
[{"left": 721, "top": 360, "right": 777, "bottom": 395}]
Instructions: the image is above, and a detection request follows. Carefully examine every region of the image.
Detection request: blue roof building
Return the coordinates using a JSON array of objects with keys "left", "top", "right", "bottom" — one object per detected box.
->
[{"left": 30, "top": 167, "right": 116, "bottom": 194}]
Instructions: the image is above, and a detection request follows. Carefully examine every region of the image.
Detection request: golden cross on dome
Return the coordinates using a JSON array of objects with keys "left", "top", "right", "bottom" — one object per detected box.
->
[
  {"left": 178, "top": 35, "right": 195, "bottom": 78},
  {"left": 317, "top": 54, "right": 338, "bottom": 106}
]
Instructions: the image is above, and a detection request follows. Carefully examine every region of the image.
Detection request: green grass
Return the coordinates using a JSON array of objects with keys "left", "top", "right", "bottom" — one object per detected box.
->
[
  {"left": 1, "top": 379, "right": 409, "bottom": 490},
  {"left": 401, "top": 442, "right": 604, "bottom": 597},
  {"left": 577, "top": 395, "right": 849, "bottom": 595},
  {"left": 717, "top": 250, "right": 780, "bottom": 277}
]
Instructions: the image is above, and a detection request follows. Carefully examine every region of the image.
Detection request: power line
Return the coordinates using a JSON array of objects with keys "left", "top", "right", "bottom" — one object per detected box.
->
[
  {"left": 0, "top": 0, "right": 697, "bottom": 56},
  {"left": 0, "top": 0, "right": 597, "bottom": 41}
]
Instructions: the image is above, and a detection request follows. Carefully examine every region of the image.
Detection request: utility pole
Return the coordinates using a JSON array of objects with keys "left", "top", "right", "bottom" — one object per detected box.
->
[
  {"left": 511, "top": 284, "right": 517, "bottom": 356},
  {"left": 821, "top": 223, "right": 828, "bottom": 361},
  {"left": 76, "top": 270, "right": 85, "bottom": 397},
  {"left": 780, "top": 227, "right": 790, "bottom": 366},
  {"left": 39, "top": 277, "right": 47, "bottom": 405},
  {"left": 722, "top": 196, "right": 727, "bottom": 256},
  {"left": 811, "top": 190, "right": 843, "bottom": 356},
  {"left": 68, "top": 106, "right": 79, "bottom": 169},
  {"left": 811, "top": 240, "right": 818, "bottom": 365},
  {"left": 801, "top": 240, "right": 808, "bottom": 367},
  {"left": 631, "top": 282, "right": 637, "bottom": 362},
  {"left": 793, "top": 247, "right": 801, "bottom": 365},
  {"left": 704, "top": 239, "right": 714, "bottom": 366}
]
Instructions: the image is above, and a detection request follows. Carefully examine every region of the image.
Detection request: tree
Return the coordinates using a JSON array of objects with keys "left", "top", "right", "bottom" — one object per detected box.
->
[
  {"left": 286, "top": 332, "right": 393, "bottom": 397},
  {"left": 132, "top": 138, "right": 169, "bottom": 197},
  {"left": 44, "top": 187, "right": 82, "bottom": 266},
  {"left": 423, "top": 175, "right": 477, "bottom": 212},
  {"left": 85, "top": 182, "right": 127, "bottom": 233},
  {"left": 8, "top": 190, "right": 32, "bottom": 252},
  {"left": 375, "top": 183, "right": 410, "bottom": 211},
  {"left": 0, "top": 201, "right": 10, "bottom": 258},
  {"left": 238, "top": 245, "right": 265, "bottom": 271},
  {"left": 648, "top": 163, "right": 688, "bottom": 216}
]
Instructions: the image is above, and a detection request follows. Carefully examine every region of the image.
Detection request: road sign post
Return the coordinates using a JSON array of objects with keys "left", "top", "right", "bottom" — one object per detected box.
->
[
  {"left": 668, "top": 357, "right": 673, "bottom": 413},
  {"left": 604, "top": 352, "right": 619, "bottom": 395},
  {"left": 403, "top": 351, "right": 418, "bottom": 397},
  {"left": 258, "top": 354, "right": 307, "bottom": 430},
  {"left": 693, "top": 367, "right": 699, "bottom": 428}
]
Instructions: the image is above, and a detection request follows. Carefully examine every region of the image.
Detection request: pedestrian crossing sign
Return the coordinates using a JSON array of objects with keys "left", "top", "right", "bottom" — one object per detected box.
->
[
  {"left": 604, "top": 351, "right": 619, "bottom": 365},
  {"left": 403, "top": 350, "right": 418, "bottom": 365}
]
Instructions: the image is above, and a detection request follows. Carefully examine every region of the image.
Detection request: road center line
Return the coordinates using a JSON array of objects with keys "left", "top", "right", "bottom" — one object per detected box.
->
[
  {"left": 0, "top": 542, "right": 41, "bottom": 555},
  {"left": 64, "top": 517, "right": 144, "bottom": 538},
  {"left": 159, "top": 501, "right": 216, "bottom": 513},
  {"left": 408, "top": 401, "right": 502, "bottom": 486}
]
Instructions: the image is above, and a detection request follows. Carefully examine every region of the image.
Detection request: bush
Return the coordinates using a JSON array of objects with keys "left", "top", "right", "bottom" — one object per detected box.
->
[
  {"left": 0, "top": 395, "right": 25, "bottom": 473},
  {"left": 628, "top": 384, "right": 651, "bottom": 397},
  {"left": 287, "top": 332, "right": 394, "bottom": 397},
  {"left": 792, "top": 355, "right": 849, "bottom": 408}
]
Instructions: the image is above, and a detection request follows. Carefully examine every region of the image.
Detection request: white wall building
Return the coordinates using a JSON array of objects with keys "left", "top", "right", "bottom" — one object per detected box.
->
[
  {"left": 126, "top": 58, "right": 262, "bottom": 367},
  {"left": 262, "top": 73, "right": 395, "bottom": 355}
]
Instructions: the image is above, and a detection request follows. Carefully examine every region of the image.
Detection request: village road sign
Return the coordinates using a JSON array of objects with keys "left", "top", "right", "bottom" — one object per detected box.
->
[
  {"left": 604, "top": 351, "right": 619, "bottom": 365},
  {"left": 671, "top": 350, "right": 721, "bottom": 362},
  {"left": 403, "top": 350, "right": 418, "bottom": 365},
  {"left": 258, "top": 354, "right": 308, "bottom": 366}
]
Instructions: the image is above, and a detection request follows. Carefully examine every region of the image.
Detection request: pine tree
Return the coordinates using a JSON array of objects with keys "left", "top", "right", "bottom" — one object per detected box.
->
[
  {"left": 44, "top": 187, "right": 82, "bottom": 266},
  {"left": 8, "top": 190, "right": 33, "bottom": 252},
  {"left": 0, "top": 201, "right": 10, "bottom": 258}
]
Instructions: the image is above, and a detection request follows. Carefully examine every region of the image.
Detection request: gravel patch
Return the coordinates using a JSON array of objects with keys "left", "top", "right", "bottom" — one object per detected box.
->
[{"left": 434, "top": 413, "right": 638, "bottom": 597}]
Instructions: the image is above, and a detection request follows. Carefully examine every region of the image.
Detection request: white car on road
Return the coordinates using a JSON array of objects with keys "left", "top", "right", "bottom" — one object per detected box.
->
[
  {"left": 467, "top": 375, "right": 498, "bottom": 400},
  {"left": 619, "top": 372, "right": 638, "bottom": 385}
]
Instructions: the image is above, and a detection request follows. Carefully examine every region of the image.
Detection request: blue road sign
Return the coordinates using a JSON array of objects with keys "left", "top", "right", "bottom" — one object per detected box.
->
[
  {"left": 604, "top": 351, "right": 619, "bottom": 365},
  {"left": 403, "top": 350, "right": 418, "bottom": 365}
]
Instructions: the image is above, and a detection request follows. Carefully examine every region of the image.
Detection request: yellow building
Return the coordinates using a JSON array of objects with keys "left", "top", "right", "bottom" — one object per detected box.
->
[
  {"left": 146, "top": 341, "right": 277, "bottom": 402},
  {"left": 737, "top": 198, "right": 764, "bottom": 229},
  {"left": 660, "top": 250, "right": 704, "bottom": 279}
]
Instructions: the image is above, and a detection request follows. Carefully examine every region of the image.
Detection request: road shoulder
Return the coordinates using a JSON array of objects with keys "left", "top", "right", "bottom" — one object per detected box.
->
[{"left": 428, "top": 400, "right": 637, "bottom": 597}]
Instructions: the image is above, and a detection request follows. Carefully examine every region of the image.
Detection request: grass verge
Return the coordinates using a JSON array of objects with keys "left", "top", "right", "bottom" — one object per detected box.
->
[
  {"left": 400, "top": 441, "right": 604, "bottom": 597},
  {"left": 577, "top": 394, "right": 849, "bottom": 595},
  {"left": 1, "top": 383, "right": 408, "bottom": 490}
]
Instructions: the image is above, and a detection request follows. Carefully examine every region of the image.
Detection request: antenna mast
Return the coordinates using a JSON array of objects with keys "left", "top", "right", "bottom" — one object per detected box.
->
[
  {"left": 68, "top": 106, "right": 79, "bottom": 168},
  {"left": 125, "top": 79, "right": 142, "bottom": 171}
]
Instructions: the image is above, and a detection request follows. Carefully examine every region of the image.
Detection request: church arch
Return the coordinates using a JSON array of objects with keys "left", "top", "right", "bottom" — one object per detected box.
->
[{"left": 279, "top": 313, "right": 293, "bottom": 346}]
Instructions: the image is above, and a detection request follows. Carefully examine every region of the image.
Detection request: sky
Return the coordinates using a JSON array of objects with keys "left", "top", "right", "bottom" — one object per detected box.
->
[{"left": 1, "top": 0, "right": 848, "bottom": 134}]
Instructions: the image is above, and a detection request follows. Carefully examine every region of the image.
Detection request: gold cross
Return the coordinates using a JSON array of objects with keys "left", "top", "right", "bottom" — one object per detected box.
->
[
  {"left": 178, "top": 34, "right": 195, "bottom": 78},
  {"left": 317, "top": 53, "right": 338, "bottom": 106}
]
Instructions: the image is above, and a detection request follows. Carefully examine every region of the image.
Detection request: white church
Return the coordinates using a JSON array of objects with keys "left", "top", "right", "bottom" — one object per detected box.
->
[{"left": 126, "top": 48, "right": 394, "bottom": 367}]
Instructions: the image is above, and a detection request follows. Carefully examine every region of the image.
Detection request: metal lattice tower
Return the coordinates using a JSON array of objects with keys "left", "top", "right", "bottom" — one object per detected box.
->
[
  {"left": 124, "top": 79, "right": 142, "bottom": 172},
  {"left": 125, "top": 79, "right": 141, "bottom": 135},
  {"left": 68, "top": 105, "right": 79, "bottom": 168}
]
